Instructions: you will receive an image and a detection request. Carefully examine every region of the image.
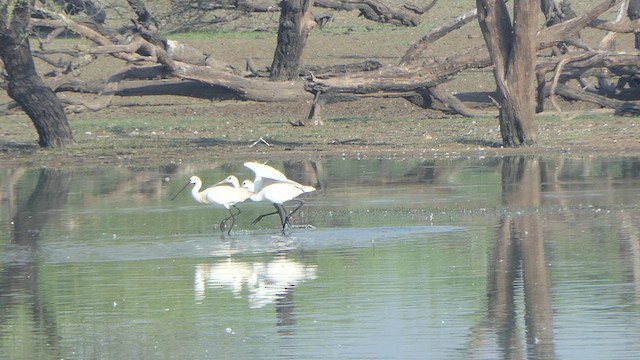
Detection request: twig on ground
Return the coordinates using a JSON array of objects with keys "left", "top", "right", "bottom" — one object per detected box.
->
[{"left": 250, "top": 137, "right": 272, "bottom": 147}]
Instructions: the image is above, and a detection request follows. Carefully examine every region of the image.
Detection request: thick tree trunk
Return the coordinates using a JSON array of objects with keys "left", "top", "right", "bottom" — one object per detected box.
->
[
  {"left": 477, "top": 0, "right": 538, "bottom": 147},
  {"left": 270, "top": 0, "right": 316, "bottom": 81},
  {"left": 0, "top": 0, "right": 74, "bottom": 148}
]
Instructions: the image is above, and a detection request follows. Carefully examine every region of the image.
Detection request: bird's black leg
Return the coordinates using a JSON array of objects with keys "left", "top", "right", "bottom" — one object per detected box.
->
[
  {"left": 227, "top": 205, "right": 241, "bottom": 235},
  {"left": 251, "top": 204, "right": 291, "bottom": 234},
  {"left": 283, "top": 200, "right": 304, "bottom": 228},
  {"left": 251, "top": 205, "right": 279, "bottom": 225},
  {"left": 275, "top": 203, "right": 290, "bottom": 233},
  {"left": 220, "top": 205, "right": 241, "bottom": 235}
]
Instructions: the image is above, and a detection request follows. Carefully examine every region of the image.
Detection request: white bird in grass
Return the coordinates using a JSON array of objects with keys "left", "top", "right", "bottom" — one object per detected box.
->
[
  {"left": 242, "top": 162, "right": 315, "bottom": 232},
  {"left": 171, "top": 175, "right": 252, "bottom": 235}
]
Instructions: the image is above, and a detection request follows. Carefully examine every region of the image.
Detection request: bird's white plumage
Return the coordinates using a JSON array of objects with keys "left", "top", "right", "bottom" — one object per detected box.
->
[
  {"left": 244, "top": 162, "right": 315, "bottom": 193},
  {"left": 172, "top": 175, "right": 254, "bottom": 235},
  {"left": 243, "top": 180, "right": 305, "bottom": 204},
  {"left": 188, "top": 176, "right": 252, "bottom": 209},
  {"left": 244, "top": 162, "right": 288, "bottom": 182},
  {"left": 241, "top": 166, "right": 315, "bottom": 232},
  {"left": 174, "top": 164, "right": 315, "bottom": 234}
]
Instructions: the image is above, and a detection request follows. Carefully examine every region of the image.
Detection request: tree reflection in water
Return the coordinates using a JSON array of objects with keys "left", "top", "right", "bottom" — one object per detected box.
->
[
  {"left": 484, "top": 156, "right": 556, "bottom": 359},
  {"left": 1, "top": 168, "right": 73, "bottom": 358}
]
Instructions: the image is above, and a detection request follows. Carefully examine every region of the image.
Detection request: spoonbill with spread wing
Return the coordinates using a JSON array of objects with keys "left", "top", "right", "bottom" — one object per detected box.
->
[{"left": 243, "top": 162, "right": 315, "bottom": 232}]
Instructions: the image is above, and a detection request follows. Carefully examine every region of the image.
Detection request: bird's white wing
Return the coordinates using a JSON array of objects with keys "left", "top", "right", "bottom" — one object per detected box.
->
[
  {"left": 244, "top": 162, "right": 316, "bottom": 193},
  {"left": 244, "top": 162, "right": 289, "bottom": 182},
  {"left": 296, "top": 184, "right": 316, "bottom": 193}
]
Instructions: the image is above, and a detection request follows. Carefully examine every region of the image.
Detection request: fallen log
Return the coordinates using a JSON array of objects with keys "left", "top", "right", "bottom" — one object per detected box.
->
[
  {"left": 167, "top": 60, "right": 311, "bottom": 102},
  {"left": 553, "top": 83, "right": 640, "bottom": 115}
]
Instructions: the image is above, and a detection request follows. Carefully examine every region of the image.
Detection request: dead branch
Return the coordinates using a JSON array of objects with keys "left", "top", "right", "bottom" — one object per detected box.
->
[
  {"left": 307, "top": 44, "right": 491, "bottom": 95},
  {"left": 537, "top": 0, "right": 622, "bottom": 50},
  {"left": 553, "top": 83, "right": 640, "bottom": 115},
  {"left": 30, "top": 16, "right": 150, "bottom": 63},
  {"left": 399, "top": 8, "right": 478, "bottom": 66},
  {"left": 410, "top": 0, "right": 438, "bottom": 14},
  {"left": 314, "top": 0, "right": 422, "bottom": 26},
  {"left": 589, "top": 18, "right": 640, "bottom": 32},
  {"left": 303, "top": 60, "right": 383, "bottom": 78}
]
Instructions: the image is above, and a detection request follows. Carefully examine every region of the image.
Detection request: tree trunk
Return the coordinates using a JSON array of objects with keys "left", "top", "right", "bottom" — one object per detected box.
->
[
  {"left": 270, "top": 0, "right": 316, "bottom": 81},
  {"left": 477, "top": 0, "right": 538, "bottom": 147},
  {"left": 0, "top": 0, "right": 74, "bottom": 148},
  {"left": 628, "top": 0, "right": 640, "bottom": 49}
]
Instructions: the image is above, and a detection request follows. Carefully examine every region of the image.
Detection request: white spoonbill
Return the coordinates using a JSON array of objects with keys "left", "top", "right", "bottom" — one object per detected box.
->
[
  {"left": 171, "top": 175, "right": 252, "bottom": 235},
  {"left": 242, "top": 177, "right": 315, "bottom": 233}
]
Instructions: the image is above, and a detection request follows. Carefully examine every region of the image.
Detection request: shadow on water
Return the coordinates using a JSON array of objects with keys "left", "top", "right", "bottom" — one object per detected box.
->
[{"left": 0, "top": 168, "right": 72, "bottom": 359}]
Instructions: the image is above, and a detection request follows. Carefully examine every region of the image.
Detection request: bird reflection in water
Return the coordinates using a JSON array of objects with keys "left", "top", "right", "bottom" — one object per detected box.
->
[{"left": 193, "top": 254, "right": 317, "bottom": 308}]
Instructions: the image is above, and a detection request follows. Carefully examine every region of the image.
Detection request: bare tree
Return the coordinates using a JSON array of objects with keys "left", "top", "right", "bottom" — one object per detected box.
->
[
  {"left": 162, "top": 0, "right": 428, "bottom": 33},
  {"left": 0, "top": 0, "right": 74, "bottom": 147},
  {"left": 476, "top": 0, "right": 538, "bottom": 147},
  {"left": 270, "top": 0, "right": 316, "bottom": 81}
]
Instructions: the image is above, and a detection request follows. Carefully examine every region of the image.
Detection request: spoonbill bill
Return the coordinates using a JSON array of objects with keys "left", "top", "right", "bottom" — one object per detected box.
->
[
  {"left": 242, "top": 162, "right": 315, "bottom": 232},
  {"left": 171, "top": 175, "right": 252, "bottom": 235}
]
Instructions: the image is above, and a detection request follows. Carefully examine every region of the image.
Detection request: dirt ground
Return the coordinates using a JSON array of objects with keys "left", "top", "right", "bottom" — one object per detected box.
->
[
  {"left": 1, "top": 6, "right": 640, "bottom": 167},
  {"left": 2, "top": 94, "right": 640, "bottom": 168}
]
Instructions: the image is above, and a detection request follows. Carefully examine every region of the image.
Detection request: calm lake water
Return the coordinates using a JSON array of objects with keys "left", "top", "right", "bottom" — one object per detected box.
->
[{"left": 1, "top": 156, "right": 640, "bottom": 359}]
